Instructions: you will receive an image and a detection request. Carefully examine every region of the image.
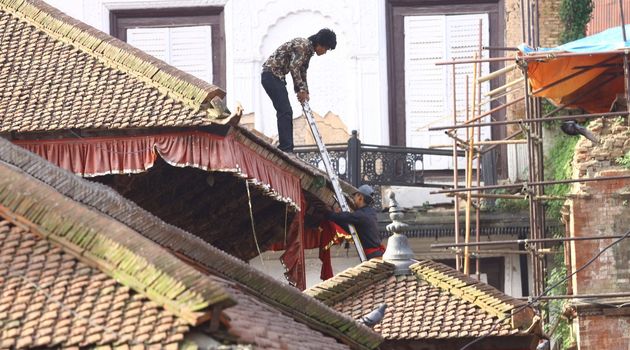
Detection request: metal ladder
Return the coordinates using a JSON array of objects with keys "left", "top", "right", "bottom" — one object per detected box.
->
[{"left": 301, "top": 101, "right": 367, "bottom": 262}]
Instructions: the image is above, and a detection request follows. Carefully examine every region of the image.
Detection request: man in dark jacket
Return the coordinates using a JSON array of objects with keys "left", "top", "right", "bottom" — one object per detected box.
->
[
  {"left": 261, "top": 28, "right": 337, "bottom": 153},
  {"left": 326, "top": 185, "right": 385, "bottom": 260}
]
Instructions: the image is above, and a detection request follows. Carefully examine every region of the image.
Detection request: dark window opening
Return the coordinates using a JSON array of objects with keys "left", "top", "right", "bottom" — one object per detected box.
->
[{"left": 435, "top": 256, "right": 505, "bottom": 292}]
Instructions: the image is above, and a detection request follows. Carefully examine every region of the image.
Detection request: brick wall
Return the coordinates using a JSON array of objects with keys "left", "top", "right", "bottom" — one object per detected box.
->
[
  {"left": 569, "top": 118, "right": 630, "bottom": 350},
  {"left": 292, "top": 111, "right": 350, "bottom": 145},
  {"left": 537, "top": 0, "right": 563, "bottom": 48},
  {"left": 570, "top": 169, "right": 630, "bottom": 294},
  {"left": 577, "top": 314, "right": 630, "bottom": 350},
  {"left": 238, "top": 111, "right": 350, "bottom": 146}
]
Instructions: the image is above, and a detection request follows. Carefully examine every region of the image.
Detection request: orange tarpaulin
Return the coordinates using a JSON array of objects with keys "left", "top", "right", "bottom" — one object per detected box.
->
[
  {"left": 526, "top": 53, "right": 625, "bottom": 113},
  {"left": 521, "top": 25, "right": 630, "bottom": 113}
]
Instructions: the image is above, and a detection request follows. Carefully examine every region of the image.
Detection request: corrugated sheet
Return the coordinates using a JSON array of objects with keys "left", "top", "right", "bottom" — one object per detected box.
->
[{"left": 587, "top": 0, "right": 630, "bottom": 35}]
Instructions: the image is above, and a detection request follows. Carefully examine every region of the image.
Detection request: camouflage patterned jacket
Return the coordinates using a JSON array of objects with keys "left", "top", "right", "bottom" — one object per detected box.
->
[{"left": 262, "top": 38, "right": 314, "bottom": 93}]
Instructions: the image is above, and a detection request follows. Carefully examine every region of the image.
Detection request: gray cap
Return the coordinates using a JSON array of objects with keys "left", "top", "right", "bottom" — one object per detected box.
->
[{"left": 355, "top": 184, "right": 375, "bottom": 203}]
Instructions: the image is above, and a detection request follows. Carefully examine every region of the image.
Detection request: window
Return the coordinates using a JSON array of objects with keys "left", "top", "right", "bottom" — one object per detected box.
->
[
  {"left": 387, "top": 1, "right": 507, "bottom": 172},
  {"left": 404, "top": 13, "right": 490, "bottom": 168},
  {"left": 436, "top": 257, "right": 505, "bottom": 291},
  {"left": 110, "top": 7, "right": 225, "bottom": 88}
]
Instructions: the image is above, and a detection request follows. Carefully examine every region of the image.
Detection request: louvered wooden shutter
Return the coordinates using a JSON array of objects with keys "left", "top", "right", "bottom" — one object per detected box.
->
[
  {"left": 404, "top": 13, "right": 490, "bottom": 169},
  {"left": 446, "top": 14, "right": 490, "bottom": 147},
  {"left": 127, "top": 26, "right": 213, "bottom": 83}
]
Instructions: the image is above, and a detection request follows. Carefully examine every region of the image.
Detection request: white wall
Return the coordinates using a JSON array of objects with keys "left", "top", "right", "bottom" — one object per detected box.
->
[
  {"left": 43, "top": 0, "right": 390, "bottom": 145},
  {"left": 250, "top": 245, "right": 362, "bottom": 289}
]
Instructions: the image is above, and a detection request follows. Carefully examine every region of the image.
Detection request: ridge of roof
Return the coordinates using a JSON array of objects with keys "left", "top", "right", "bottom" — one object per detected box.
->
[
  {"left": 0, "top": 0, "right": 225, "bottom": 114},
  {"left": 305, "top": 260, "right": 395, "bottom": 306},
  {"left": 411, "top": 260, "right": 533, "bottom": 330},
  {"left": 0, "top": 137, "right": 382, "bottom": 350},
  {"left": 0, "top": 220, "right": 193, "bottom": 348},
  {"left": 0, "top": 158, "right": 236, "bottom": 326},
  {"left": 307, "top": 258, "right": 536, "bottom": 334}
]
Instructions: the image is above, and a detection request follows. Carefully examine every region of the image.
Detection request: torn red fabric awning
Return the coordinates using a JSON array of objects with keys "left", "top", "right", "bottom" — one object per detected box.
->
[
  {"left": 14, "top": 131, "right": 302, "bottom": 210},
  {"left": 272, "top": 218, "right": 351, "bottom": 284}
]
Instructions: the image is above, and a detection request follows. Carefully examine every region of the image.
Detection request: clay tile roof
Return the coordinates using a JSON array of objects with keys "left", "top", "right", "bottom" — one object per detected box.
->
[
  {"left": 214, "top": 277, "right": 350, "bottom": 350},
  {"left": 307, "top": 259, "right": 537, "bottom": 341},
  {"left": 0, "top": 221, "right": 188, "bottom": 349},
  {"left": 0, "top": 137, "right": 381, "bottom": 349},
  {"left": 0, "top": 150, "right": 237, "bottom": 326},
  {"left": 0, "top": 0, "right": 226, "bottom": 133}
]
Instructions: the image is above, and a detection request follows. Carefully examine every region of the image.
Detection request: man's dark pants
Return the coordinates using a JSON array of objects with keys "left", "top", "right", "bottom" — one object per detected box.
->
[{"left": 261, "top": 71, "right": 294, "bottom": 152}]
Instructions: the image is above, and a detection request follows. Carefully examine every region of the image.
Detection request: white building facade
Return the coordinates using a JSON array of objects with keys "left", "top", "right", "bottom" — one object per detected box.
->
[
  {"left": 44, "top": 0, "right": 390, "bottom": 145},
  {"left": 43, "top": 0, "right": 499, "bottom": 151}
]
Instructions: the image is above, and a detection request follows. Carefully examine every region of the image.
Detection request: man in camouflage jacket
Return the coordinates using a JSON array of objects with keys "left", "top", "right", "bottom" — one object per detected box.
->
[{"left": 261, "top": 28, "right": 337, "bottom": 153}]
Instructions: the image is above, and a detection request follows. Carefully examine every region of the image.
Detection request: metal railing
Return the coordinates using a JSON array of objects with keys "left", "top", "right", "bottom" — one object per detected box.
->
[{"left": 294, "top": 130, "right": 465, "bottom": 207}]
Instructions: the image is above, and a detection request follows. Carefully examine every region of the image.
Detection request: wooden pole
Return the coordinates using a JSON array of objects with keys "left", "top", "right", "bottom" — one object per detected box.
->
[
  {"left": 451, "top": 59, "right": 461, "bottom": 271},
  {"left": 464, "top": 59, "right": 478, "bottom": 275},
  {"left": 477, "top": 64, "right": 517, "bottom": 83},
  {"left": 475, "top": 19, "right": 483, "bottom": 281},
  {"left": 484, "top": 77, "right": 525, "bottom": 97}
]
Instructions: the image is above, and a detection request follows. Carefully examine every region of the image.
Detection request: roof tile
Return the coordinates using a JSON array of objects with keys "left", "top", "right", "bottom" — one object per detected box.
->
[
  {"left": 0, "top": 222, "right": 189, "bottom": 348},
  {"left": 0, "top": 0, "right": 226, "bottom": 134},
  {"left": 0, "top": 138, "right": 379, "bottom": 349},
  {"left": 307, "top": 259, "right": 536, "bottom": 341}
]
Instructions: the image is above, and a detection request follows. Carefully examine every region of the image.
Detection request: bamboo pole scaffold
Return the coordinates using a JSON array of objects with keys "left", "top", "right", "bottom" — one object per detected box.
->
[
  {"left": 435, "top": 71, "right": 622, "bottom": 133},
  {"left": 478, "top": 130, "right": 523, "bottom": 155},
  {"left": 445, "top": 96, "right": 525, "bottom": 133},
  {"left": 478, "top": 64, "right": 517, "bottom": 83},
  {"left": 431, "top": 234, "right": 629, "bottom": 249},
  {"left": 430, "top": 0, "right": 630, "bottom": 339},
  {"left": 475, "top": 20, "right": 483, "bottom": 281},
  {"left": 431, "top": 174, "right": 630, "bottom": 195},
  {"left": 485, "top": 77, "right": 524, "bottom": 97},
  {"left": 453, "top": 193, "right": 566, "bottom": 201},
  {"left": 470, "top": 249, "right": 557, "bottom": 256},
  {"left": 483, "top": 46, "right": 519, "bottom": 52},
  {"left": 463, "top": 71, "right": 475, "bottom": 275},
  {"left": 451, "top": 58, "right": 461, "bottom": 271},
  {"left": 435, "top": 50, "right": 627, "bottom": 67},
  {"left": 519, "top": 292, "right": 630, "bottom": 301},
  {"left": 429, "top": 110, "right": 626, "bottom": 131}
]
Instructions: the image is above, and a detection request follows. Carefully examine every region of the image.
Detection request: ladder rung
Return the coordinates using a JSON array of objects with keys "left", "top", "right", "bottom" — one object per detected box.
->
[{"left": 301, "top": 102, "right": 367, "bottom": 262}]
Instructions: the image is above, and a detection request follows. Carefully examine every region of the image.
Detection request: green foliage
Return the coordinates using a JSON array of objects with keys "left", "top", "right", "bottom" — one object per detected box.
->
[
  {"left": 538, "top": 4, "right": 593, "bottom": 349},
  {"left": 559, "top": 0, "right": 594, "bottom": 44},
  {"left": 541, "top": 99, "right": 586, "bottom": 128},
  {"left": 617, "top": 150, "right": 630, "bottom": 169},
  {"left": 491, "top": 189, "right": 529, "bottom": 211},
  {"left": 543, "top": 250, "right": 573, "bottom": 348},
  {"left": 545, "top": 134, "right": 578, "bottom": 220},
  {"left": 542, "top": 134, "right": 579, "bottom": 349}
]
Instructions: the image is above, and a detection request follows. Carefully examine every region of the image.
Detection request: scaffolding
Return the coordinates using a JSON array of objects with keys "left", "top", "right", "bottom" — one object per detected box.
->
[{"left": 425, "top": 0, "right": 630, "bottom": 303}]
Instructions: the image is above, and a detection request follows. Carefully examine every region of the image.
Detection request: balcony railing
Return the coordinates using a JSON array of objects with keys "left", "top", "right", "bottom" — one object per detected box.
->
[{"left": 294, "top": 130, "right": 464, "bottom": 208}]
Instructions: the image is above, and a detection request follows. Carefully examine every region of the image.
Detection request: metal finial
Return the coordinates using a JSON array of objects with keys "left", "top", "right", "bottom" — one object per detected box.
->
[
  {"left": 386, "top": 191, "right": 407, "bottom": 234},
  {"left": 383, "top": 191, "right": 415, "bottom": 275}
]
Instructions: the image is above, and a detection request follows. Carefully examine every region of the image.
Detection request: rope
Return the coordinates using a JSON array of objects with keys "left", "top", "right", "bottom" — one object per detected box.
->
[
  {"left": 245, "top": 180, "right": 265, "bottom": 267},
  {"left": 284, "top": 203, "right": 289, "bottom": 247}
]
